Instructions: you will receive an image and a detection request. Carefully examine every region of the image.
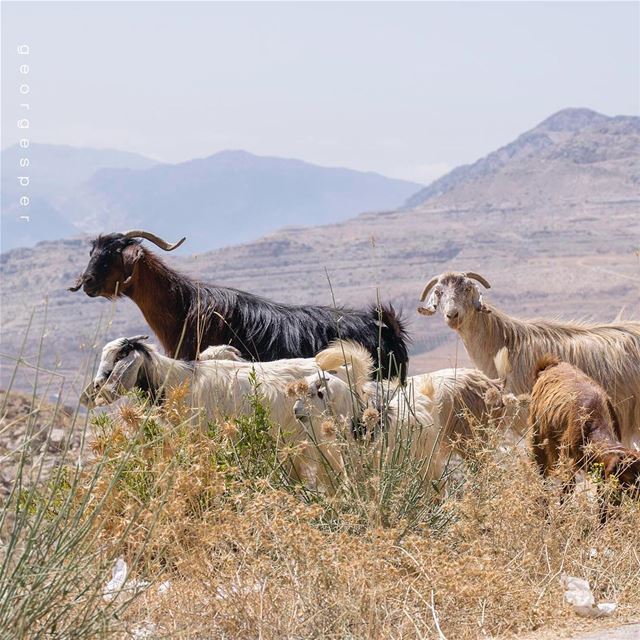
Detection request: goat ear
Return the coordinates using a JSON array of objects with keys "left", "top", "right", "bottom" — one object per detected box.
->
[
  {"left": 417, "top": 291, "right": 439, "bottom": 316},
  {"left": 121, "top": 243, "right": 144, "bottom": 286},
  {"left": 473, "top": 292, "right": 491, "bottom": 314}
]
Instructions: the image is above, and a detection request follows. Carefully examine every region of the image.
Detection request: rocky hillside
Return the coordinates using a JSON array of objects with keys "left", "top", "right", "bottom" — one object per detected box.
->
[
  {"left": 1, "top": 108, "right": 638, "bottom": 399},
  {"left": 406, "top": 108, "right": 640, "bottom": 208}
]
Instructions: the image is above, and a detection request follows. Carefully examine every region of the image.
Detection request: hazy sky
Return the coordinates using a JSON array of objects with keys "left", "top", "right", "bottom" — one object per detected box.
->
[{"left": 2, "top": 1, "right": 638, "bottom": 184}]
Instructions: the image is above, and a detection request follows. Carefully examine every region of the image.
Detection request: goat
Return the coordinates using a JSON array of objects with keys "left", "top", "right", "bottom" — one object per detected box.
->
[
  {"left": 417, "top": 271, "right": 640, "bottom": 446},
  {"left": 69, "top": 230, "right": 409, "bottom": 381},
  {"left": 197, "top": 344, "right": 246, "bottom": 361},
  {"left": 426, "top": 363, "right": 529, "bottom": 446},
  {"left": 529, "top": 355, "right": 640, "bottom": 521},
  {"left": 293, "top": 367, "right": 445, "bottom": 490},
  {"left": 293, "top": 350, "right": 527, "bottom": 491},
  {"left": 81, "top": 336, "right": 369, "bottom": 490},
  {"left": 307, "top": 344, "right": 527, "bottom": 444}
]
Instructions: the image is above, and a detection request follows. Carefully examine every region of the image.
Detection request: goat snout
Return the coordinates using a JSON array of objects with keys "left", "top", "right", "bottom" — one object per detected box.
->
[
  {"left": 94, "top": 383, "right": 116, "bottom": 407},
  {"left": 82, "top": 275, "right": 101, "bottom": 297},
  {"left": 293, "top": 399, "right": 309, "bottom": 420},
  {"left": 80, "top": 376, "right": 109, "bottom": 408}
]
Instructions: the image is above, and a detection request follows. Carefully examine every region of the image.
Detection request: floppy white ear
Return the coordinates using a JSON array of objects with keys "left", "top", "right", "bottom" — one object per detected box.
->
[
  {"left": 112, "top": 350, "right": 143, "bottom": 388},
  {"left": 96, "top": 350, "right": 144, "bottom": 404}
]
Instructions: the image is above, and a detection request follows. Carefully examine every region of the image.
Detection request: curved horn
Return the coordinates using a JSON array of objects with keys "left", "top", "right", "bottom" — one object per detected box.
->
[
  {"left": 464, "top": 271, "right": 491, "bottom": 289},
  {"left": 418, "top": 276, "right": 440, "bottom": 302},
  {"left": 122, "top": 230, "right": 186, "bottom": 251}
]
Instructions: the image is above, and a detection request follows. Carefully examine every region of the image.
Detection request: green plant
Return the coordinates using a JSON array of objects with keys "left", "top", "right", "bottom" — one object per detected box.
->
[{"left": 0, "top": 314, "right": 163, "bottom": 639}]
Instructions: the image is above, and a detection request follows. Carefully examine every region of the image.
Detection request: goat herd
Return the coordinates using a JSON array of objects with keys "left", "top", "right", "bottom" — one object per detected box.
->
[{"left": 73, "top": 230, "right": 640, "bottom": 519}]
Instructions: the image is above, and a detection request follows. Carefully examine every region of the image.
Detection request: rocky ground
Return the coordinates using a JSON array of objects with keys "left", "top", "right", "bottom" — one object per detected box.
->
[{"left": 0, "top": 389, "right": 87, "bottom": 498}]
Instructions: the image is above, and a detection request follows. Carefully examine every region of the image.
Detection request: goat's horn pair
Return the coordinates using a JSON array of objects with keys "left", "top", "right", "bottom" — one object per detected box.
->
[
  {"left": 122, "top": 230, "right": 186, "bottom": 251},
  {"left": 464, "top": 272, "right": 491, "bottom": 289},
  {"left": 419, "top": 276, "right": 440, "bottom": 302}
]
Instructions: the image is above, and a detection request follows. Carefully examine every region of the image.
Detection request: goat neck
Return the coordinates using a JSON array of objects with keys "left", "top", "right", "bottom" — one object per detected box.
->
[
  {"left": 141, "top": 349, "right": 195, "bottom": 398},
  {"left": 458, "top": 304, "right": 512, "bottom": 377},
  {"left": 460, "top": 305, "right": 550, "bottom": 395},
  {"left": 125, "top": 249, "right": 194, "bottom": 358}
]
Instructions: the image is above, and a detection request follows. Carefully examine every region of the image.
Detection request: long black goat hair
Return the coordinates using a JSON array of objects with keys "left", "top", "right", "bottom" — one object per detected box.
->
[{"left": 71, "top": 232, "right": 410, "bottom": 381}]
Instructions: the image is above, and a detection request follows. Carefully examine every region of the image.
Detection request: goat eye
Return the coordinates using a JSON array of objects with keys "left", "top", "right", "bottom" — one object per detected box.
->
[
  {"left": 317, "top": 390, "right": 324, "bottom": 400},
  {"left": 117, "top": 346, "right": 132, "bottom": 360}
]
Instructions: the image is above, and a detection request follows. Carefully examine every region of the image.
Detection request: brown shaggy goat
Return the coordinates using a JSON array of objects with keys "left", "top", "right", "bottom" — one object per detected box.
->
[{"left": 529, "top": 355, "right": 640, "bottom": 521}]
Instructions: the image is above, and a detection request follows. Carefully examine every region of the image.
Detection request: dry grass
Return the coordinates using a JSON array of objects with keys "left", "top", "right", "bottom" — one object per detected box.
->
[
  {"left": 83, "top": 395, "right": 640, "bottom": 636},
  {"left": 4, "top": 379, "right": 640, "bottom": 639}
]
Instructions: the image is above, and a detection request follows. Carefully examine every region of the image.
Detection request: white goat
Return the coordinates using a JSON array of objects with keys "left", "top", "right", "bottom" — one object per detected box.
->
[
  {"left": 418, "top": 271, "right": 640, "bottom": 446},
  {"left": 293, "top": 368, "right": 444, "bottom": 489},
  {"left": 82, "top": 336, "right": 368, "bottom": 489},
  {"left": 426, "top": 364, "right": 528, "bottom": 443},
  {"left": 197, "top": 344, "right": 246, "bottom": 361}
]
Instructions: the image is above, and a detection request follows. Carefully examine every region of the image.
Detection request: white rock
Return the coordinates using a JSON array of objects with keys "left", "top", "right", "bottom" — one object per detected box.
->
[
  {"left": 563, "top": 576, "right": 595, "bottom": 608},
  {"left": 103, "top": 557, "right": 128, "bottom": 602},
  {"left": 596, "top": 602, "right": 618, "bottom": 616},
  {"left": 130, "top": 622, "right": 156, "bottom": 638},
  {"left": 157, "top": 580, "right": 172, "bottom": 594},
  {"left": 562, "top": 575, "right": 617, "bottom": 618}
]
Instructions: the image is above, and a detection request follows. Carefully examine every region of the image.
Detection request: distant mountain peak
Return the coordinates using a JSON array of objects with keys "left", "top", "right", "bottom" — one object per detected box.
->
[
  {"left": 209, "top": 149, "right": 255, "bottom": 160},
  {"left": 1, "top": 141, "right": 423, "bottom": 252},
  {"left": 405, "top": 107, "right": 639, "bottom": 209},
  {"left": 536, "top": 107, "right": 609, "bottom": 133}
]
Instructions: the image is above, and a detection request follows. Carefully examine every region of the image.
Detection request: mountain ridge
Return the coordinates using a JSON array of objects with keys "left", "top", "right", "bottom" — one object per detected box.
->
[
  {"left": 405, "top": 107, "right": 640, "bottom": 208},
  {"left": 1, "top": 145, "right": 422, "bottom": 253}
]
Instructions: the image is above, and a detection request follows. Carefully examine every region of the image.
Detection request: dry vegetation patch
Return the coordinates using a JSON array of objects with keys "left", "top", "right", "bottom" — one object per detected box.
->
[{"left": 3, "top": 384, "right": 640, "bottom": 639}]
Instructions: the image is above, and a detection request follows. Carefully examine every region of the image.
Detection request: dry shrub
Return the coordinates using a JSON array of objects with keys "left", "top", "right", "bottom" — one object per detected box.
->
[
  {"left": 71, "top": 388, "right": 640, "bottom": 639},
  {"left": 12, "top": 382, "right": 640, "bottom": 639}
]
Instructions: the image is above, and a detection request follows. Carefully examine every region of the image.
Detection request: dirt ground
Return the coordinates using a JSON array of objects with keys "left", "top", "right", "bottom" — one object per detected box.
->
[
  {"left": 573, "top": 624, "right": 640, "bottom": 639},
  {"left": 520, "top": 622, "right": 640, "bottom": 639}
]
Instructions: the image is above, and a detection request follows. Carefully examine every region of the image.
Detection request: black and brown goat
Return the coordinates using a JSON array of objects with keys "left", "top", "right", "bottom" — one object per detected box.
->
[
  {"left": 529, "top": 355, "right": 640, "bottom": 521},
  {"left": 69, "top": 230, "right": 409, "bottom": 381}
]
